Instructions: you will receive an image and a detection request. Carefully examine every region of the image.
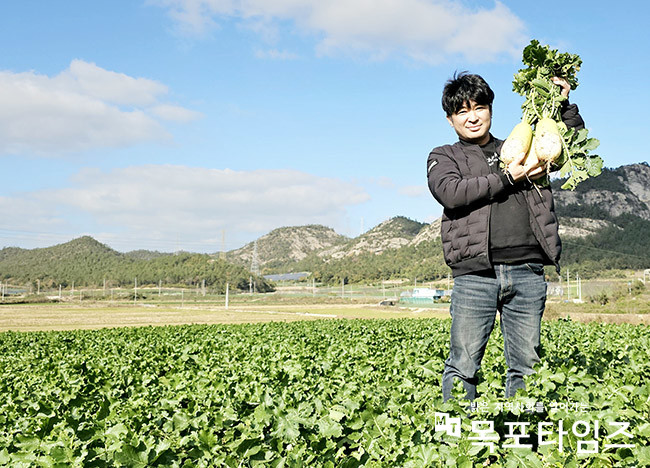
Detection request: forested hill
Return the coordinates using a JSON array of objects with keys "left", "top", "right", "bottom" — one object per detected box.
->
[
  {"left": 2, "top": 163, "right": 648, "bottom": 287},
  {"left": 0, "top": 236, "right": 273, "bottom": 292}
]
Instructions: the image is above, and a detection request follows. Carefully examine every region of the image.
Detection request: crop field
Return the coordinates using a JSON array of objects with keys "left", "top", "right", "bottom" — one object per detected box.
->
[{"left": 1, "top": 316, "right": 649, "bottom": 467}]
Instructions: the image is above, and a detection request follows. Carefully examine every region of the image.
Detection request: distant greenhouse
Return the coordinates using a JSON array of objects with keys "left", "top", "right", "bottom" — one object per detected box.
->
[
  {"left": 263, "top": 272, "right": 310, "bottom": 282},
  {"left": 399, "top": 287, "right": 449, "bottom": 305}
]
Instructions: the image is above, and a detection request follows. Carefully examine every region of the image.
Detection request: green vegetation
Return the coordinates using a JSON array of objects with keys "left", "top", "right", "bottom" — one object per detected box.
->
[
  {"left": 558, "top": 216, "right": 650, "bottom": 277},
  {"left": 0, "top": 236, "right": 274, "bottom": 293},
  {"left": 285, "top": 238, "right": 448, "bottom": 284},
  {"left": 544, "top": 281, "right": 650, "bottom": 318},
  {"left": 366, "top": 216, "right": 426, "bottom": 237},
  {"left": 553, "top": 166, "right": 629, "bottom": 194},
  {"left": 0, "top": 319, "right": 648, "bottom": 466}
]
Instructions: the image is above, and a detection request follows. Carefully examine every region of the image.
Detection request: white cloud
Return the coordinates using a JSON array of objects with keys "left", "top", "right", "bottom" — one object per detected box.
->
[
  {"left": 2, "top": 166, "right": 369, "bottom": 251},
  {"left": 150, "top": 104, "right": 204, "bottom": 122},
  {"left": 62, "top": 59, "right": 168, "bottom": 107},
  {"left": 0, "top": 60, "right": 200, "bottom": 156},
  {"left": 0, "top": 196, "right": 66, "bottom": 233},
  {"left": 154, "top": 0, "right": 527, "bottom": 63},
  {"left": 0, "top": 195, "right": 76, "bottom": 249}
]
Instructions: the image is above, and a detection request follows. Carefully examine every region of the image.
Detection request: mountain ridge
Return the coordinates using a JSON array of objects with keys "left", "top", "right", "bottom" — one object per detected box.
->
[
  {"left": 1, "top": 162, "right": 648, "bottom": 284},
  {"left": 552, "top": 163, "right": 650, "bottom": 220}
]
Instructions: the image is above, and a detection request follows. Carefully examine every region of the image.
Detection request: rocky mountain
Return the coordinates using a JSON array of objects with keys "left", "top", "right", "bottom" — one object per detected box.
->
[
  {"left": 553, "top": 163, "right": 650, "bottom": 221},
  {"left": 231, "top": 162, "right": 650, "bottom": 276},
  {"left": 557, "top": 217, "right": 618, "bottom": 239},
  {"left": 225, "top": 225, "right": 349, "bottom": 270},
  {"left": 226, "top": 217, "right": 428, "bottom": 270},
  {"left": 411, "top": 218, "right": 441, "bottom": 245},
  {"left": 325, "top": 216, "right": 426, "bottom": 259}
]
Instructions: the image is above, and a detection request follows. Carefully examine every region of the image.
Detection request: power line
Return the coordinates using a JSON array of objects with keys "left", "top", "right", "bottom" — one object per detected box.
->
[{"left": 563, "top": 239, "right": 650, "bottom": 261}]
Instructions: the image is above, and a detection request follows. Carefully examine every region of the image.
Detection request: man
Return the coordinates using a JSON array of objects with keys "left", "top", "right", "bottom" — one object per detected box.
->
[{"left": 426, "top": 72, "right": 584, "bottom": 401}]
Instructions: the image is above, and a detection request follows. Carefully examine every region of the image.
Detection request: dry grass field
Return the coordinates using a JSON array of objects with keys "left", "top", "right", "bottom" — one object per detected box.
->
[
  {"left": 1, "top": 276, "right": 648, "bottom": 332},
  {"left": 0, "top": 302, "right": 451, "bottom": 332},
  {"left": 1, "top": 297, "right": 649, "bottom": 332}
]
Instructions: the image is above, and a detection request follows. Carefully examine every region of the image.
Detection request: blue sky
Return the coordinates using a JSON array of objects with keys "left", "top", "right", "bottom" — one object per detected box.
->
[{"left": 1, "top": 1, "right": 648, "bottom": 253}]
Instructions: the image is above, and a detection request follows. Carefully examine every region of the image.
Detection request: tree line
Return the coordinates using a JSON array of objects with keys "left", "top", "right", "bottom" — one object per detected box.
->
[{"left": 0, "top": 237, "right": 274, "bottom": 293}]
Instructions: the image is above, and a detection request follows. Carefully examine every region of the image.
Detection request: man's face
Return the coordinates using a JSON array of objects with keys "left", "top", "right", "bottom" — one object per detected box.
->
[{"left": 446, "top": 100, "right": 491, "bottom": 145}]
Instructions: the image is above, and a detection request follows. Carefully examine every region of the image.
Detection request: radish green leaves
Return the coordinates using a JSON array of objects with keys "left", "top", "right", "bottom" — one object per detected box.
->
[{"left": 513, "top": 40, "right": 603, "bottom": 190}]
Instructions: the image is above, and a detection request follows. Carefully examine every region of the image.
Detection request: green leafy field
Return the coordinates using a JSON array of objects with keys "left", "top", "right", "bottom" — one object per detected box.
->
[{"left": 1, "top": 319, "right": 648, "bottom": 467}]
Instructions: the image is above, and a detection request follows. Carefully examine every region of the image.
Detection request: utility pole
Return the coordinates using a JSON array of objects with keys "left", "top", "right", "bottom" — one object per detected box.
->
[
  {"left": 251, "top": 240, "right": 260, "bottom": 276},
  {"left": 225, "top": 283, "right": 229, "bottom": 309},
  {"left": 134, "top": 277, "right": 137, "bottom": 305},
  {"left": 578, "top": 278, "right": 582, "bottom": 302}
]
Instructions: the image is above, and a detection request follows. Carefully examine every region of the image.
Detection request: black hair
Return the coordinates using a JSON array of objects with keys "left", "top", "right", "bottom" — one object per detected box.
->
[{"left": 441, "top": 71, "right": 494, "bottom": 116}]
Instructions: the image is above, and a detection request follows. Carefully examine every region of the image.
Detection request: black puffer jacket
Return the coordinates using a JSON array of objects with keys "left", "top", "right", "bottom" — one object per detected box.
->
[
  {"left": 426, "top": 103, "right": 584, "bottom": 277},
  {"left": 427, "top": 139, "right": 560, "bottom": 277}
]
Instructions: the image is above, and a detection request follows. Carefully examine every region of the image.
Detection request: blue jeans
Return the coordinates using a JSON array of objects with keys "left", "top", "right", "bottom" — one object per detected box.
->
[{"left": 442, "top": 263, "right": 547, "bottom": 401}]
